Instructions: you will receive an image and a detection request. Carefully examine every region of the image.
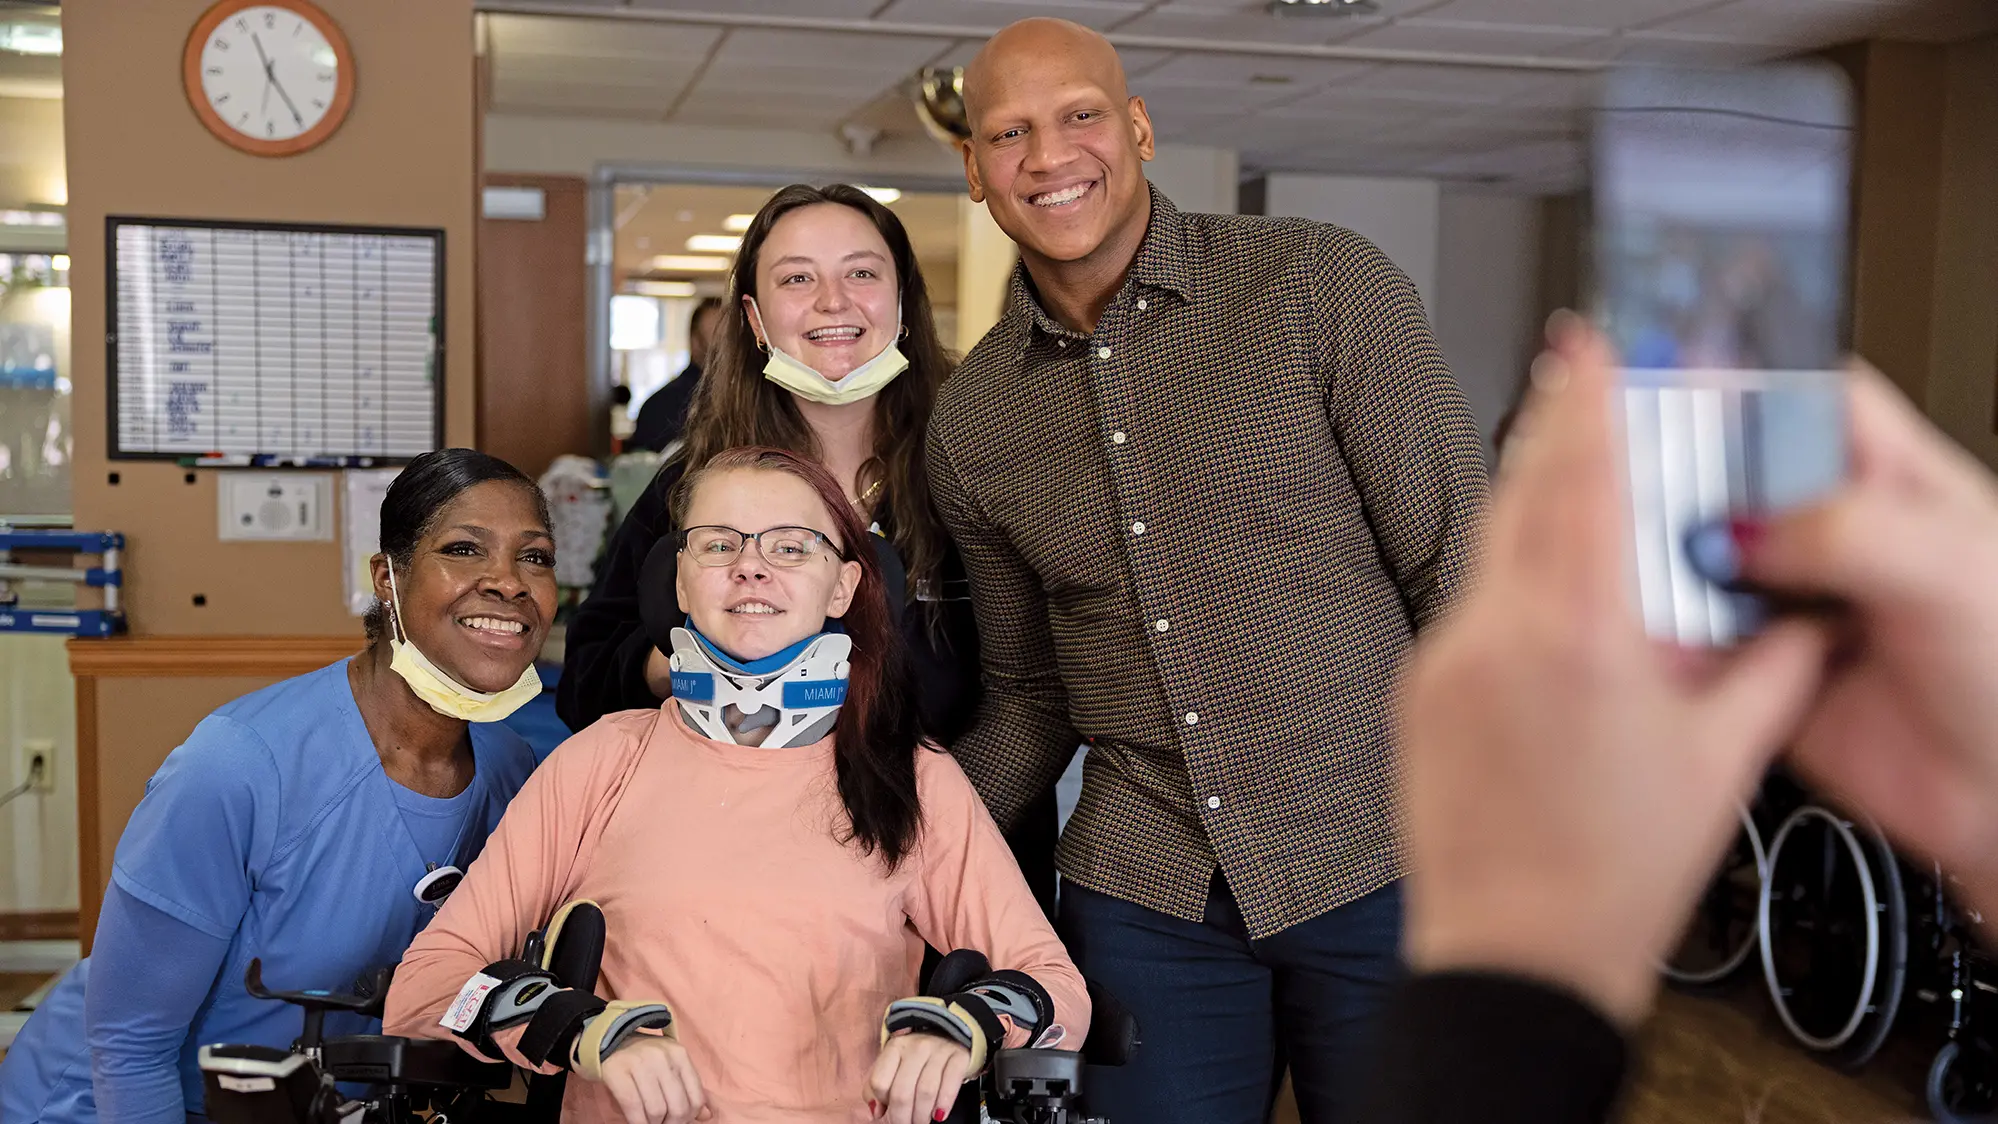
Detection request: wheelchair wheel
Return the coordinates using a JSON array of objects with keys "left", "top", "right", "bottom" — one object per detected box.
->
[
  {"left": 1929, "top": 1039, "right": 1998, "bottom": 1123},
  {"left": 1759, "top": 804, "right": 1908, "bottom": 1069},
  {"left": 1663, "top": 803, "right": 1767, "bottom": 986}
]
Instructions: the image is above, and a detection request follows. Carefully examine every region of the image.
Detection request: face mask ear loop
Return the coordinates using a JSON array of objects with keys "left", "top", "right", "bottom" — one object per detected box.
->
[{"left": 385, "top": 563, "right": 408, "bottom": 646}]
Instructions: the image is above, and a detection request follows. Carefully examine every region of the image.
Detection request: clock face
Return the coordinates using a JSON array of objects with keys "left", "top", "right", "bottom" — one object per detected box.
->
[{"left": 186, "top": 0, "right": 351, "bottom": 155}]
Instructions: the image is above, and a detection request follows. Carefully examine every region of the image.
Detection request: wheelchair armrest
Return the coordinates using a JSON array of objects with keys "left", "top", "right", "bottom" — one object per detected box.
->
[
  {"left": 1080, "top": 980, "right": 1139, "bottom": 1067},
  {"left": 321, "top": 1034, "right": 513, "bottom": 1091}
]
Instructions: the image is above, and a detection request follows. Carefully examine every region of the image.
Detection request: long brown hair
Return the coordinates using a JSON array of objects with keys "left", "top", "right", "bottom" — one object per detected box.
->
[
  {"left": 673, "top": 184, "right": 954, "bottom": 604},
  {"left": 673, "top": 446, "right": 926, "bottom": 869}
]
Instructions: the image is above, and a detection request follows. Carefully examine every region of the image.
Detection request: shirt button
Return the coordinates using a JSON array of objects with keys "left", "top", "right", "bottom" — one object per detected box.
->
[
  {"left": 1154, "top": 619, "right": 1170, "bottom": 633},
  {"left": 1131, "top": 521, "right": 1146, "bottom": 535},
  {"left": 1184, "top": 711, "right": 1199, "bottom": 725},
  {"left": 1136, "top": 298, "right": 1148, "bottom": 311},
  {"left": 1206, "top": 795, "right": 1222, "bottom": 810},
  {"left": 1097, "top": 346, "right": 1112, "bottom": 359},
  {"left": 1111, "top": 431, "right": 1128, "bottom": 445}
]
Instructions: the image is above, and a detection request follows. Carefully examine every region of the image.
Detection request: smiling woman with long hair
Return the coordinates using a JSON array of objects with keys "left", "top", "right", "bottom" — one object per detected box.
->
[{"left": 558, "top": 183, "right": 1061, "bottom": 912}]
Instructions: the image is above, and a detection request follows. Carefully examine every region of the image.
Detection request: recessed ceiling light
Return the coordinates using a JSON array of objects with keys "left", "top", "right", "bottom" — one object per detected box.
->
[
  {"left": 649, "top": 255, "right": 731, "bottom": 272},
  {"left": 723, "top": 213, "right": 755, "bottom": 232},
  {"left": 0, "top": 23, "right": 62, "bottom": 56},
  {"left": 685, "top": 234, "right": 743, "bottom": 253},
  {"left": 857, "top": 186, "right": 902, "bottom": 205},
  {"left": 628, "top": 280, "right": 698, "bottom": 298}
]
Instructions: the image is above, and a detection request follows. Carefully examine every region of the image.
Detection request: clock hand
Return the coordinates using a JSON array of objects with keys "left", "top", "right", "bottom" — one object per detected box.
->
[
  {"left": 253, "top": 33, "right": 276, "bottom": 115},
  {"left": 270, "top": 72, "right": 305, "bottom": 129}
]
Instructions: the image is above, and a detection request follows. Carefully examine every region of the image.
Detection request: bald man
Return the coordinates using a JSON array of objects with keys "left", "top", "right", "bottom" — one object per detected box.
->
[{"left": 924, "top": 18, "right": 1489, "bottom": 1122}]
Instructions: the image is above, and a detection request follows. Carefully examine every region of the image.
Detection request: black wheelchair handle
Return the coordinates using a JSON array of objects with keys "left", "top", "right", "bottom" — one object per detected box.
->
[{"left": 243, "top": 958, "right": 392, "bottom": 1019}]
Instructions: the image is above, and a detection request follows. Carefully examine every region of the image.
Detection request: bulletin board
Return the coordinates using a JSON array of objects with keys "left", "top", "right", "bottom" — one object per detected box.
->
[{"left": 106, "top": 215, "right": 444, "bottom": 461}]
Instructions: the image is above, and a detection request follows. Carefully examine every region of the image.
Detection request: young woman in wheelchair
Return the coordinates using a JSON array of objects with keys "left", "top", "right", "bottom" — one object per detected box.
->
[
  {"left": 0, "top": 449, "right": 559, "bottom": 1124},
  {"left": 385, "top": 446, "right": 1089, "bottom": 1124}
]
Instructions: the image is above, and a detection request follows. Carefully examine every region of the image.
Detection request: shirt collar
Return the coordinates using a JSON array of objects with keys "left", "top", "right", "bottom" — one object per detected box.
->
[{"left": 1005, "top": 182, "right": 1193, "bottom": 341}]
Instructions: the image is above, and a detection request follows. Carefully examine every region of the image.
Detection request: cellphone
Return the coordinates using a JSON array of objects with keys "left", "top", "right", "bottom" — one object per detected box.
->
[{"left": 1592, "top": 63, "right": 1854, "bottom": 646}]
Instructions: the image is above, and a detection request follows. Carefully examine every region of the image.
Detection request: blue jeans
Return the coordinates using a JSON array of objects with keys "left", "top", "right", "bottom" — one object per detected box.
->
[{"left": 1058, "top": 873, "right": 1404, "bottom": 1124}]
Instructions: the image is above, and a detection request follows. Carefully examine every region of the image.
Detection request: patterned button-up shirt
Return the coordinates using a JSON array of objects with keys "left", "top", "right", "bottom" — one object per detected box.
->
[{"left": 926, "top": 186, "right": 1489, "bottom": 937}]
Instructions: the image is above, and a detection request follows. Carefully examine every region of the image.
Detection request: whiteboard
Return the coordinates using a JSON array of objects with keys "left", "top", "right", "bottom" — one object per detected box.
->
[{"left": 108, "top": 217, "right": 444, "bottom": 460}]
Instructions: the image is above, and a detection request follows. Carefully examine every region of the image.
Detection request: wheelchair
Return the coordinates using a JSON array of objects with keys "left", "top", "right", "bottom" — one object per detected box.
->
[
  {"left": 1663, "top": 770, "right": 1998, "bottom": 1122},
  {"left": 202, "top": 905, "right": 1138, "bottom": 1124}
]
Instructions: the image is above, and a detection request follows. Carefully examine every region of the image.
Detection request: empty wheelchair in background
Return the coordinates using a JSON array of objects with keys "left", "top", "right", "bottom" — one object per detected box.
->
[{"left": 1667, "top": 770, "right": 1998, "bottom": 1122}]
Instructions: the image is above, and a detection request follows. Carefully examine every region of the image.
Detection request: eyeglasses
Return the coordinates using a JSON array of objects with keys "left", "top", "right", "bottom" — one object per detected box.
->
[{"left": 678, "top": 525, "right": 846, "bottom": 568}]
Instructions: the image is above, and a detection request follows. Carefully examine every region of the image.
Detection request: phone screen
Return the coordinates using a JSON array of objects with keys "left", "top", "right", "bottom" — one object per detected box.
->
[{"left": 1593, "top": 64, "right": 1854, "bottom": 646}]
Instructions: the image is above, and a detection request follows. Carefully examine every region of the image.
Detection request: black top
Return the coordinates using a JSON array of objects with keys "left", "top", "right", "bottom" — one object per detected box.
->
[
  {"left": 1357, "top": 972, "right": 1630, "bottom": 1124},
  {"left": 557, "top": 458, "right": 984, "bottom": 744},
  {"left": 628, "top": 365, "right": 703, "bottom": 454}
]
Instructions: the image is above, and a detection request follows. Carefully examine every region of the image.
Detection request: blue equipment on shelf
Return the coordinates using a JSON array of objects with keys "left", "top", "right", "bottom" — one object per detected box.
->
[{"left": 0, "top": 528, "right": 127, "bottom": 636}]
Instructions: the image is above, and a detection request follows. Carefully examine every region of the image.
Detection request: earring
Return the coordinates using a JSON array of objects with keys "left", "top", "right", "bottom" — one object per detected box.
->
[{"left": 898, "top": 325, "right": 910, "bottom": 341}]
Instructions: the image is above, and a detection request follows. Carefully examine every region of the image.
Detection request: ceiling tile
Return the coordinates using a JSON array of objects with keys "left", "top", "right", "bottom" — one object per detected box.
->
[
  {"left": 486, "top": 14, "right": 722, "bottom": 60},
  {"left": 1136, "top": 51, "right": 1377, "bottom": 89},
  {"left": 695, "top": 64, "right": 909, "bottom": 97},
  {"left": 1563, "top": 30, "right": 1790, "bottom": 63},
  {"left": 1326, "top": 60, "right": 1567, "bottom": 104},
  {"left": 1105, "top": 5, "right": 1354, "bottom": 45},
  {"left": 490, "top": 79, "right": 681, "bottom": 116},
  {"left": 712, "top": 27, "right": 956, "bottom": 70},
  {"left": 1135, "top": 82, "right": 1311, "bottom": 118},
  {"left": 1419, "top": 0, "right": 1718, "bottom": 30},
  {"left": 627, "top": 0, "right": 886, "bottom": 15},
  {"left": 1332, "top": 17, "right": 1607, "bottom": 55},
  {"left": 672, "top": 90, "right": 864, "bottom": 129},
  {"left": 873, "top": 0, "right": 1150, "bottom": 30}
]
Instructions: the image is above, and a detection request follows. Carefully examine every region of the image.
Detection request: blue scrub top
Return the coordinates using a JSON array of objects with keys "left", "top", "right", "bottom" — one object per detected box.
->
[{"left": 0, "top": 659, "right": 539, "bottom": 1123}]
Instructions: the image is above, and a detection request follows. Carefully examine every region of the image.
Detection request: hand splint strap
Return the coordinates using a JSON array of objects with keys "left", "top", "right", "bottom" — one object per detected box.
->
[
  {"left": 882, "top": 995, "right": 1000, "bottom": 1072},
  {"left": 570, "top": 1000, "right": 677, "bottom": 1081},
  {"left": 446, "top": 957, "right": 609, "bottom": 1068},
  {"left": 881, "top": 969, "right": 1057, "bottom": 1074}
]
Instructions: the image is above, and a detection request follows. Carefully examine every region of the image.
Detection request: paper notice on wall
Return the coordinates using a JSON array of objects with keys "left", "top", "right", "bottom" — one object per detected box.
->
[{"left": 343, "top": 468, "right": 402, "bottom": 615}]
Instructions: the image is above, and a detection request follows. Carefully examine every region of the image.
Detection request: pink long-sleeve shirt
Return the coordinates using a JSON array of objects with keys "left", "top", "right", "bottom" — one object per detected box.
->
[{"left": 384, "top": 705, "right": 1089, "bottom": 1122}]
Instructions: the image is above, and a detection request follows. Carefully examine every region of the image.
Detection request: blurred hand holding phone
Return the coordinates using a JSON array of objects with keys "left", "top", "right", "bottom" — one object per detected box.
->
[{"left": 1593, "top": 62, "right": 1855, "bottom": 646}]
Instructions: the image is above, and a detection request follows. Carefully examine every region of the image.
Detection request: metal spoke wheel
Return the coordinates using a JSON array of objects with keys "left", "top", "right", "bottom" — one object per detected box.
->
[
  {"left": 1664, "top": 802, "right": 1768, "bottom": 986},
  {"left": 1759, "top": 804, "right": 1908, "bottom": 1069},
  {"left": 1929, "top": 1039, "right": 1998, "bottom": 1123}
]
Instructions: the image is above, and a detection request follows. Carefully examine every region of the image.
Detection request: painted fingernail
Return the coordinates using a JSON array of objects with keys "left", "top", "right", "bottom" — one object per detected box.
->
[
  {"left": 1685, "top": 520, "right": 1739, "bottom": 585},
  {"left": 935, "top": 1110, "right": 949, "bottom": 1122},
  {"left": 1728, "top": 516, "right": 1767, "bottom": 554},
  {"left": 868, "top": 1101, "right": 879, "bottom": 1118}
]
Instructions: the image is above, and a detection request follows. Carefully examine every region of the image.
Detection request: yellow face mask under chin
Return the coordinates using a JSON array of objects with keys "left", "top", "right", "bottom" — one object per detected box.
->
[
  {"left": 384, "top": 566, "right": 541, "bottom": 723},
  {"left": 749, "top": 296, "right": 910, "bottom": 407}
]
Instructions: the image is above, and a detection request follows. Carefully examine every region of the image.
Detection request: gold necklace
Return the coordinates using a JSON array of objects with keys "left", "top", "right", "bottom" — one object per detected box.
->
[{"left": 855, "top": 478, "right": 884, "bottom": 513}]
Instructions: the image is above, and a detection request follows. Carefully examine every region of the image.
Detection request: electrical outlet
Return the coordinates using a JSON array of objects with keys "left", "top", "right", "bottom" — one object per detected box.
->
[{"left": 17, "top": 738, "right": 54, "bottom": 794}]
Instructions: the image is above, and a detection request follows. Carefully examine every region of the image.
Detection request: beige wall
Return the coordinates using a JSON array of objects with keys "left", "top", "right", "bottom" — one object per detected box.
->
[
  {"left": 65, "top": 0, "right": 479, "bottom": 638},
  {"left": 58, "top": 0, "right": 477, "bottom": 928},
  {"left": 0, "top": 635, "right": 78, "bottom": 913}
]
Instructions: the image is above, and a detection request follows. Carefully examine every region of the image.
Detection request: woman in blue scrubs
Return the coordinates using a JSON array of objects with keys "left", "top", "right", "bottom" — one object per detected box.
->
[{"left": 0, "top": 448, "right": 560, "bottom": 1124}]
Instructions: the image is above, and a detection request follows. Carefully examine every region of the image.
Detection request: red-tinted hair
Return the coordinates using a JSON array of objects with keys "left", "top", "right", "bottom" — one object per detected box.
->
[{"left": 674, "top": 446, "right": 924, "bottom": 867}]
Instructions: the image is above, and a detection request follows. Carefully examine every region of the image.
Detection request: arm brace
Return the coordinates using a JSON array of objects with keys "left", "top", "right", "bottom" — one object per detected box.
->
[
  {"left": 449, "top": 959, "right": 672, "bottom": 1075},
  {"left": 881, "top": 969, "right": 1055, "bottom": 1073}
]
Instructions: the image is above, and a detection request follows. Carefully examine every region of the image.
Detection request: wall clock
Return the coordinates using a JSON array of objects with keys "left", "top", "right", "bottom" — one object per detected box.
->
[{"left": 184, "top": 0, "right": 354, "bottom": 157}]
